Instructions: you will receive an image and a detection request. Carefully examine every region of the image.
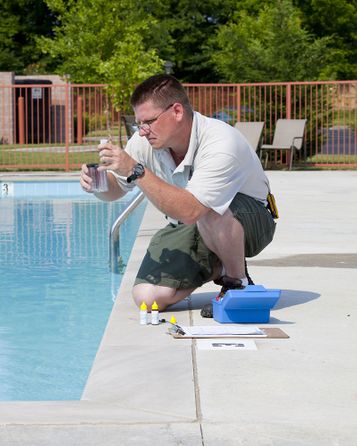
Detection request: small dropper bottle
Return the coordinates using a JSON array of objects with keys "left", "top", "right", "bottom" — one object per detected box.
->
[
  {"left": 140, "top": 301, "right": 148, "bottom": 325},
  {"left": 151, "top": 301, "right": 159, "bottom": 325}
]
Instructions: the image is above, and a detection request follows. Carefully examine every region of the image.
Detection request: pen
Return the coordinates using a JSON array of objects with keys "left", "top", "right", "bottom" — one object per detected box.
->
[{"left": 169, "top": 323, "right": 186, "bottom": 336}]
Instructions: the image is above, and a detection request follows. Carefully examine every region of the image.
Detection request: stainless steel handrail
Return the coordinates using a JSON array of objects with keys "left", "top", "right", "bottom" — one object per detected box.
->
[{"left": 109, "top": 191, "right": 145, "bottom": 273}]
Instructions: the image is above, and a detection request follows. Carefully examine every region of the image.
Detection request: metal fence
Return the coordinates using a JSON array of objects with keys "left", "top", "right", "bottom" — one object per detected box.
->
[{"left": 0, "top": 80, "right": 356, "bottom": 170}]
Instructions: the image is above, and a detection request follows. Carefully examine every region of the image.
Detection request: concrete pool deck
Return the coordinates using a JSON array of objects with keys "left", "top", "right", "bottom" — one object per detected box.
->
[{"left": 0, "top": 170, "right": 357, "bottom": 445}]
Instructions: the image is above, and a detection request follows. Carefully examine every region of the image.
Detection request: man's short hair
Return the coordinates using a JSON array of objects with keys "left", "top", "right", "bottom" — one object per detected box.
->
[{"left": 131, "top": 74, "right": 192, "bottom": 113}]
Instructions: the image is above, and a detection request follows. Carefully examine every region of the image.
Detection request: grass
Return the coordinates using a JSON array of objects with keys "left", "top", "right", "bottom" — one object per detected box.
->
[
  {"left": 306, "top": 154, "right": 357, "bottom": 164},
  {"left": 86, "top": 126, "right": 121, "bottom": 137},
  {"left": 1, "top": 141, "right": 356, "bottom": 172},
  {"left": 0, "top": 135, "right": 129, "bottom": 171},
  {"left": 0, "top": 146, "right": 100, "bottom": 171}
]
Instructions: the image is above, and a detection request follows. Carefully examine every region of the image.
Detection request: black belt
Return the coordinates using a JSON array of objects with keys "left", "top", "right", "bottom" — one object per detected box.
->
[{"left": 169, "top": 221, "right": 184, "bottom": 228}]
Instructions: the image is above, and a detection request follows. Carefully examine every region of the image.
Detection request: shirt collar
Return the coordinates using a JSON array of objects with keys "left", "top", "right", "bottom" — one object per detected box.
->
[
  {"left": 156, "top": 112, "right": 199, "bottom": 172},
  {"left": 172, "top": 112, "right": 199, "bottom": 172}
]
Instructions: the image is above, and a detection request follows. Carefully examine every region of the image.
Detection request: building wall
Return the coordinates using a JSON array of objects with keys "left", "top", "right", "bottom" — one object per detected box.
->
[
  {"left": 0, "top": 72, "right": 15, "bottom": 144},
  {"left": 1, "top": 72, "right": 71, "bottom": 145},
  {"left": 15, "top": 74, "right": 67, "bottom": 106}
]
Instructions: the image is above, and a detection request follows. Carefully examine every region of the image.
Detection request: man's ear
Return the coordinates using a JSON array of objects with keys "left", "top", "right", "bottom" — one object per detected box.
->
[{"left": 172, "top": 103, "right": 185, "bottom": 122}]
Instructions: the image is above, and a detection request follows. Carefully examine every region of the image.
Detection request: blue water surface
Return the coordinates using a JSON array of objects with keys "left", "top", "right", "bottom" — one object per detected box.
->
[{"left": 0, "top": 183, "right": 146, "bottom": 401}]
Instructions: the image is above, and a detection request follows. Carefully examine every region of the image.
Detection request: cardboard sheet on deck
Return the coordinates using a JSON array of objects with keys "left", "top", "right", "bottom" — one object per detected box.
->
[{"left": 171, "top": 327, "right": 289, "bottom": 339}]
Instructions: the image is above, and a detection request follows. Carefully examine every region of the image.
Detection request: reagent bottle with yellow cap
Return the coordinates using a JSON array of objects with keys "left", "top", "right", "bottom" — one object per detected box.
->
[
  {"left": 140, "top": 301, "right": 148, "bottom": 325},
  {"left": 151, "top": 301, "right": 159, "bottom": 325}
]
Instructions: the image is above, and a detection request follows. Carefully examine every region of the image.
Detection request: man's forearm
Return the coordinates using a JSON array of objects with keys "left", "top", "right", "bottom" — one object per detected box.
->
[{"left": 136, "top": 168, "right": 208, "bottom": 224}]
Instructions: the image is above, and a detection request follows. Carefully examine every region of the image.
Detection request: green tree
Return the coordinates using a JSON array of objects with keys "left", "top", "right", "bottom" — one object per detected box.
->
[
  {"left": 39, "top": 0, "right": 164, "bottom": 109},
  {"left": 210, "top": 0, "right": 338, "bottom": 82},
  {"left": 294, "top": 0, "right": 357, "bottom": 79},
  {"left": 0, "top": 0, "right": 56, "bottom": 73},
  {"left": 149, "top": 0, "right": 237, "bottom": 82}
]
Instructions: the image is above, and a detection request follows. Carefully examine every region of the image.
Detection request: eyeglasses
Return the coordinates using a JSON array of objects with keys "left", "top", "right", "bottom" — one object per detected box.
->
[{"left": 135, "top": 103, "right": 174, "bottom": 133}]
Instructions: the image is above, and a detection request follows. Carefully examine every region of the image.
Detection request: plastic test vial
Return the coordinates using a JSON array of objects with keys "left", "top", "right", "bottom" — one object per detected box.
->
[{"left": 86, "top": 163, "right": 108, "bottom": 192}]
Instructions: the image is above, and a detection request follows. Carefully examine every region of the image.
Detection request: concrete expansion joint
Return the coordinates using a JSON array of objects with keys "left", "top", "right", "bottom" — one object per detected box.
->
[
  {"left": 189, "top": 306, "right": 203, "bottom": 422},
  {"left": 1, "top": 420, "right": 200, "bottom": 427},
  {"left": 188, "top": 302, "right": 207, "bottom": 445}
]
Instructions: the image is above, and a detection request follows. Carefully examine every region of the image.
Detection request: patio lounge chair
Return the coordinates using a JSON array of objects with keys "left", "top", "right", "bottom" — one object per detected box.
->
[
  {"left": 259, "top": 119, "right": 307, "bottom": 170},
  {"left": 121, "top": 115, "right": 138, "bottom": 138},
  {"left": 234, "top": 121, "right": 265, "bottom": 152}
]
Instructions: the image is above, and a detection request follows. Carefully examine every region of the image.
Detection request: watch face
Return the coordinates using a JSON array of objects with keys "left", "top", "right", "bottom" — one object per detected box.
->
[
  {"left": 127, "top": 163, "right": 144, "bottom": 183},
  {"left": 133, "top": 163, "right": 145, "bottom": 177}
]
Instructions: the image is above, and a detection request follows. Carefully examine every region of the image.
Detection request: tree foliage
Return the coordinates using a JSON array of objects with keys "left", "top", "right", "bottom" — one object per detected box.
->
[
  {"left": 210, "top": 0, "right": 339, "bottom": 82},
  {"left": 0, "top": 0, "right": 355, "bottom": 85},
  {"left": 39, "top": 0, "right": 164, "bottom": 109},
  {"left": 0, "top": 0, "right": 56, "bottom": 73},
  {"left": 148, "top": 0, "right": 237, "bottom": 82},
  {"left": 294, "top": 0, "right": 357, "bottom": 79}
]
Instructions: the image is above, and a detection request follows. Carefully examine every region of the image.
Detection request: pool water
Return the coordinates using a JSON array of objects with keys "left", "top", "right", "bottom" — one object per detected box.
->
[{"left": 0, "top": 183, "right": 146, "bottom": 401}]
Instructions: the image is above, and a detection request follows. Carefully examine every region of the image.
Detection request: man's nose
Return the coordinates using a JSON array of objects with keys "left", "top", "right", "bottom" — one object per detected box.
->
[{"left": 138, "top": 126, "right": 150, "bottom": 136}]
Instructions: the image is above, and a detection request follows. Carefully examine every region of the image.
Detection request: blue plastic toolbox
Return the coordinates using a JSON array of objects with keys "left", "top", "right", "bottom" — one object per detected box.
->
[{"left": 212, "top": 285, "right": 281, "bottom": 323}]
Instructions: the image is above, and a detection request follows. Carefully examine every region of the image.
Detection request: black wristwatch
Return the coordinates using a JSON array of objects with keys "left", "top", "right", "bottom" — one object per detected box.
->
[{"left": 126, "top": 163, "right": 145, "bottom": 183}]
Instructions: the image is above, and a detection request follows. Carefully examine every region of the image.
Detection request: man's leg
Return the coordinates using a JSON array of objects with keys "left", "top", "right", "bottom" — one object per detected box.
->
[
  {"left": 197, "top": 208, "right": 246, "bottom": 281},
  {"left": 131, "top": 223, "right": 219, "bottom": 311},
  {"left": 198, "top": 193, "right": 276, "bottom": 284},
  {"left": 132, "top": 283, "right": 195, "bottom": 311}
]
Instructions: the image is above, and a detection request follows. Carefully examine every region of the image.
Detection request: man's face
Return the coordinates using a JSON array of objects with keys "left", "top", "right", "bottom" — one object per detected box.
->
[{"left": 134, "top": 100, "right": 176, "bottom": 149}]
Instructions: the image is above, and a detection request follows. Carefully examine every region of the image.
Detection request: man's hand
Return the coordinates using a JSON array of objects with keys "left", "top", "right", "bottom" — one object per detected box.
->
[
  {"left": 80, "top": 163, "right": 94, "bottom": 193},
  {"left": 79, "top": 160, "right": 126, "bottom": 202},
  {"left": 97, "top": 141, "right": 135, "bottom": 177}
]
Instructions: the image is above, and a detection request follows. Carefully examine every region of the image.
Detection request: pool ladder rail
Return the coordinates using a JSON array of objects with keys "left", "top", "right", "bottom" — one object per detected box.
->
[{"left": 109, "top": 191, "right": 145, "bottom": 273}]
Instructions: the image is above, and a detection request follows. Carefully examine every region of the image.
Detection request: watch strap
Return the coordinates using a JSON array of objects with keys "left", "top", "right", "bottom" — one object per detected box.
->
[{"left": 126, "top": 163, "right": 145, "bottom": 183}]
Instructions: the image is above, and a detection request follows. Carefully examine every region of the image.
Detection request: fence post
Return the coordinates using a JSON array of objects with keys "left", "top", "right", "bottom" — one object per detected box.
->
[
  {"left": 285, "top": 83, "right": 292, "bottom": 166},
  {"left": 286, "top": 83, "right": 291, "bottom": 119},
  {"left": 65, "top": 80, "right": 70, "bottom": 171},
  {"left": 77, "top": 96, "right": 83, "bottom": 145},
  {"left": 18, "top": 96, "right": 25, "bottom": 145},
  {"left": 236, "top": 85, "right": 241, "bottom": 122}
]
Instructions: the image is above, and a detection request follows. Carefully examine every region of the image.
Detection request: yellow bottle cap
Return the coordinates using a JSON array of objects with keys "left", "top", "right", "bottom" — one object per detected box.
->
[
  {"left": 140, "top": 301, "right": 147, "bottom": 311},
  {"left": 169, "top": 315, "right": 177, "bottom": 324},
  {"left": 151, "top": 301, "right": 159, "bottom": 311}
]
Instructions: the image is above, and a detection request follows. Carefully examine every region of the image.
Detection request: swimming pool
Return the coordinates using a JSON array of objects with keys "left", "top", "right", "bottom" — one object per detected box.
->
[{"left": 0, "top": 181, "right": 146, "bottom": 401}]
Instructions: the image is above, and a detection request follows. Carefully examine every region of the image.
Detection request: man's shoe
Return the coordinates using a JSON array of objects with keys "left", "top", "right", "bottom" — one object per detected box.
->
[
  {"left": 200, "top": 276, "right": 244, "bottom": 318},
  {"left": 214, "top": 260, "right": 255, "bottom": 286},
  {"left": 200, "top": 302, "right": 214, "bottom": 318},
  {"left": 215, "top": 276, "right": 244, "bottom": 300}
]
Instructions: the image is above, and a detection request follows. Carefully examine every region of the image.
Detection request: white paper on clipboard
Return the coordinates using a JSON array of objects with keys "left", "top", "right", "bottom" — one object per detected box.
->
[{"left": 175, "top": 325, "right": 267, "bottom": 338}]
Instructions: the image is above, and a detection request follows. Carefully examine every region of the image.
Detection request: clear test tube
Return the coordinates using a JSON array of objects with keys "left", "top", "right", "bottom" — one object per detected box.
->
[
  {"left": 86, "top": 138, "right": 110, "bottom": 193},
  {"left": 86, "top": 163, "right": 108, "bottom": 192}
]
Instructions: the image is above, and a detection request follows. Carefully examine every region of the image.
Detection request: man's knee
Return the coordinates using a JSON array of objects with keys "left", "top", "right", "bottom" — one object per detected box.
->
[
  {"left": 133, "top": 283, "right": 158, "bottom": 308},
  {"left": 132, "top": 283, "right": 177, "bottom": 310}
]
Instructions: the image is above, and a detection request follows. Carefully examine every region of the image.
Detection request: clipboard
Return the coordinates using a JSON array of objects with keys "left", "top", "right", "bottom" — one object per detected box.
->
[{"left": 170, "top": 326, "right": 289, "bottom": 339}]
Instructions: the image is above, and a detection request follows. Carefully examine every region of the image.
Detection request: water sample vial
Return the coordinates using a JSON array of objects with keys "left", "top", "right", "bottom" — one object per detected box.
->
[{"left": 86, "top": 163, "right": 108, "bottom": 192}]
